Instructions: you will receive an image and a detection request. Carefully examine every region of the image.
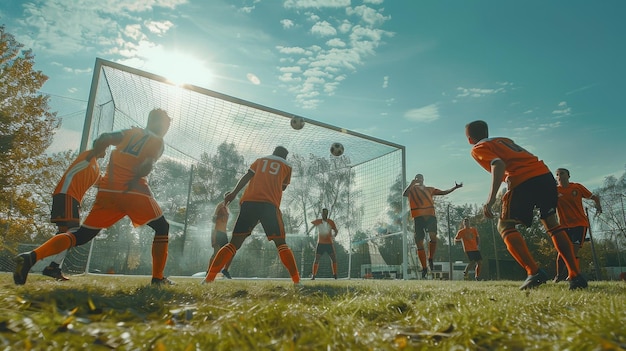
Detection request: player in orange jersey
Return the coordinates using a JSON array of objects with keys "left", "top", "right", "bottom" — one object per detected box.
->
[
  {"left": 204, "top": 146, "right": 301, "bottom": 285},
  {"left": 403, "top": 173, "right": 462, "bottom": 278},
  {"left": 14, "top": 109, "right": 174, "bottom": 286},
  {"left": 44, "top": 148, "right": 106, "bottom": 281},
  {"left": 454, "top": 217, "right": 482, "bottom": 281},
  {"left": 465, "top": 120, "right": 587, "bottom": 290},
  {"left": 206, "top": 201, "right": 233, "bottom": 279},
  {"left": 553, "top": 168, "right": 602, "bottom": 283},
  {"left": 308, "top": 208, "right": 339, "bottom": 280}
]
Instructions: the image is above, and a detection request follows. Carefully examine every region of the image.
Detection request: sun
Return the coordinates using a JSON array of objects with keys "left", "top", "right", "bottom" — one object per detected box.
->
[{"left": 143, "top": 48, "right": 213, "bottom": 88}]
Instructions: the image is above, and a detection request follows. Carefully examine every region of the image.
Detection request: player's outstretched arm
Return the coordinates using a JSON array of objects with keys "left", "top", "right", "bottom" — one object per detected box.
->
[{"left": 224, "top": 170, "right": 254, "bottom": 204}]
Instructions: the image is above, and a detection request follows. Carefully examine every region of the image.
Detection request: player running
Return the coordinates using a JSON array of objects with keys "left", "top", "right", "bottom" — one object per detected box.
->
[
  {"left": 204, "top": 146, "right": 300, "bottom": 285},
  {"left": 14, "top": 109, "right": 174, "bottom": 286},
  {"left": 465, "top": 120, "right": 587, "bottom": 290}
]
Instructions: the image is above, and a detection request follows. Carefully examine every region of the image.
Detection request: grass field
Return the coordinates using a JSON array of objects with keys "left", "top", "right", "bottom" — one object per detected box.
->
[{"left": 2, "top": 273, "right": 625, "bottom": 350}]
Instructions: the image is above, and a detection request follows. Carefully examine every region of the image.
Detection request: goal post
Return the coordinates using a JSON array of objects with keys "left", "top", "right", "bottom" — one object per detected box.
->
[{"left": 78, "top": 58, "right": 409, "bottom": 279}]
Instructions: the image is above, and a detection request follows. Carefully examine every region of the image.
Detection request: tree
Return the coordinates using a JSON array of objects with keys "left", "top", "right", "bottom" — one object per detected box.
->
[{"left": 0, "top": 26, "right": 60, "bottom": 248}]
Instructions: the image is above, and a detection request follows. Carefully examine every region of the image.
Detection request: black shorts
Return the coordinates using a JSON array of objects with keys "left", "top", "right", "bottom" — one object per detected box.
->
[
  {"left": 50, "top": 193, "right": 80, "bottom": 226},
  {"left": 232, "top": 201, "right": 285, "bottom": 240},
  {"left": 315, "top": 243, "right": 336, "bottom": 256},
  {"left": 413, "top": 216, "right": 437, "bottom": 242},
  {"left": 501, "top": 172, "right": 557, "bottom": 227},
  {"left": 466, "top": 250, "right": 482, "bottom": 262},
  {"left": 565, "top": 226, "right": 587, "bottom": 247},
  {"left": 214, "top": 230, "right": 229, "bottom": 248}
]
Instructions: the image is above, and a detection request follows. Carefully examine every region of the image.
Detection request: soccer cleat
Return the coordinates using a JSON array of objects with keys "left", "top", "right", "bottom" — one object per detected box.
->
[
  {"left": 43, "top": 266, "right": 70, "bottom": 281},
  {"left": 221, "top": 269, "right": 232, "bottom": 279},
  {"left": 311, "top": 275, "right": 316, "bottom": 280},
  {"left": 421, "top": 268, "right": 428, "bottom": 279},
  {"left": 463, "top": 272, "right": 470, "bottom": 281},
  {"left": 428, "top": 258, "right": 434, "bottom": 271},
  {"left": 569, "top": 275, "right": 588, "bottom": 290},
  {"left": 13, "top": 252, "right": 35, "bottom": 285},
  {"left": 333, "top": 274, "right": 337, "bottom": 280},
  {"left": 151, "top": 277, "right": 175, "bottom": 286},
  {"left": 519, "top": 268, "right": 548, "bottom": 290}
]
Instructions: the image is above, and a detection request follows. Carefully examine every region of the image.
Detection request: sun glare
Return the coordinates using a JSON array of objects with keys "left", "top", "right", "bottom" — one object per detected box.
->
[{"left": 144, "top": 49, "right": 213, "bottom": 88}]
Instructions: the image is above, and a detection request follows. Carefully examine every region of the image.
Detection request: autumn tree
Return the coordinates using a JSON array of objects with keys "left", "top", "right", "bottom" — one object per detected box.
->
[{"left": 0, "top": 26, "right": 60, "bottom": 248}]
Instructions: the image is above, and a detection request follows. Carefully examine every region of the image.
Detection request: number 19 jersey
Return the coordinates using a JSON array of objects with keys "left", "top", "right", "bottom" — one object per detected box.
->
[{"left": 240, "top": 155, "right": 292, "bottom": 207}]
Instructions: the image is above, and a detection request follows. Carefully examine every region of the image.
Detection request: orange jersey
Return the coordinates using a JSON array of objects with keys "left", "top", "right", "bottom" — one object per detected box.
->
[
  {"left": 557, "top": 183, "right": 593, "bottom": 228},
  {"left": 406, "top": 186, "right": 438, "bottom": 217},
  {"left": 312, "top": 218, "right": 337, "bottom": 244},
  {"left": 470, "top": 137, "right": 550, "bottom": 189},
  {"left": 455, "top": 227, "right": 479, "bottom": 252},
  {"left": 240, "top": 155, "right": 291, "bottom": 207},
  {"left": 99, "top": 127, "right": 164, "bottom": 195},
  {"left": 53, "top": 150, "right": 100, "bottom": 201}
]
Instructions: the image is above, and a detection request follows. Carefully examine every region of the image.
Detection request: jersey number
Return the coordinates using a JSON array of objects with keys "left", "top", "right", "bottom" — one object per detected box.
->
[
  {"left": 122, "top": 134, "right": 149, "bottom": 157},
  {"left": 261, "top": 160, "right": 281, "bottom": 175}
]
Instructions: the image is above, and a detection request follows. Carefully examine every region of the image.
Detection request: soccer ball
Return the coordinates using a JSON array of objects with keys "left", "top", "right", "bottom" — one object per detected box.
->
[
  {"left": 290, "top": 116, "right": 305, "bottom": 130},
  {"left": 330, "top": 142, "right": 344, "bottom": 156}
]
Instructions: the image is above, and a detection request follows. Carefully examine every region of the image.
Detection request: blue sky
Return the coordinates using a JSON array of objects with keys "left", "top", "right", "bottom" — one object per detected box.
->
[{"left": 2, "top": 0, "right": 625, "bottom": 206}]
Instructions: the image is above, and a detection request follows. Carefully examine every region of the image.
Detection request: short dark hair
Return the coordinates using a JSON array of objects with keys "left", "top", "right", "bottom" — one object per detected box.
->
[
  {"left": 556, "top": 168, "right": 570, "bottom": 176},
  {"left": 273, "top": 146, "right": 288, "bottom": 159},
  {"left": 466, "top": 120, "right": 489, "bottom": 141}
]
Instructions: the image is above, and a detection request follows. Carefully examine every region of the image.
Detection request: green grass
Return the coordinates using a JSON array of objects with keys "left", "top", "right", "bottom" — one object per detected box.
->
[{"left": 2, "top": 273, "right": 625, "bottom": 350}]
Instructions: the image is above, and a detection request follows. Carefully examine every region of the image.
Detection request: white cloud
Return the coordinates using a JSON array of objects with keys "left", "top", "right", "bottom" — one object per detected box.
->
[
  {"left": 15, "top": 0, "right": 185, "bottom": 55},
  {"left": 363, "top": 0, "right": 384, "bottom": 4},
  {"left": 404, "top": 104, "right": 440, "bottom": 123},
  {"left": 240, "top": 6, "right": 255, "bottom": 13},
  {"left": 311, "top": 21, "right": 337, "bottom": 37},
  {"left": 382, "top": 76, "right": 388, "bottom": 88},
  {"left": 456, "top": 86, "right": 506, "bottom": 98},
  {"left": 284, "top": 0, "right": 350, "bottom": 9},
  {"left": 281, "top": 19, "right": 295, "bottom": 29},
  {"left": 145, "top": 20, "right": 174, "bottom": 35},
  {"left": 277, "top": 46, "right": 310, "bottom": 55},
  {"left": 346, "top": 5, "right": 390, "bottom": 27},
  {"left": 326, "top": 38, "right": 346, "bottom": 47},
  {"left": 552, "top": 101, "right": 571, "bottom": 116}
]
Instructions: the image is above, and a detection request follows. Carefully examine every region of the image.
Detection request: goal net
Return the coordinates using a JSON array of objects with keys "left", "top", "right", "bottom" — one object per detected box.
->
[{"left": 75, "top": 58, "right": 407, "bottom": 279}]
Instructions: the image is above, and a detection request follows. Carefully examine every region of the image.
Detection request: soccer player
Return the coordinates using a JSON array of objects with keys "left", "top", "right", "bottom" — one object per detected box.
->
[
  {"left": 203, "top": 146, "right": 300, "bottom": 285},
  {"left": 403, "top": 173, "right": 462, "bottom": 278},
  {"left": 13, "top": 108, "right": 174, "bottom": 286},
  {"left": 454, "top": 217, "right": 482, "bottom": 281},
  {"left": 206, "top": 201, "right": 233, "bottom": 279},
  {"left": 465, "top": 120, "right": 587, "bottom": 290},
  {"left": 553, "top": 168, "right": 602, "bottom": 282},
  {"left": 308, "top": 208, "right": 339, "bottom": 280},
  {"left": 44, "top": 148, "right": 106, "bottom": 280}
]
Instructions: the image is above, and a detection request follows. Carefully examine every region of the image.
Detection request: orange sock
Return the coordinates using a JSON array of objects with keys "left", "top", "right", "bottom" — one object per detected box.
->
[
  {"left": 205, "top": 243, "right": 236, "bottom": 282},
  {"left": 417, "top": 249, "right": 427, "bottom": 270},
  {"left": 312, "top": 263, "right": 319, "bottom": 277},
  {"left": 549, "top": 227, "right": 579, "bottom": 277},
  {"left": 277, "top": 244, "right": 300, "bottom": 283},
  {"left": 151, "top": 235, "right": 169, "bottom": 279},
  {"left": 332, "top": 262, "right": 337, "bottom": 276},
  {"left": 428, "top": 241, "right": 437, "bottom": 260},
  {"left": 33, "top": 233, "right": 76, "bottom": 261},
  {"left": 502, "top": 229, "right": 538, "bottom": 275}
]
